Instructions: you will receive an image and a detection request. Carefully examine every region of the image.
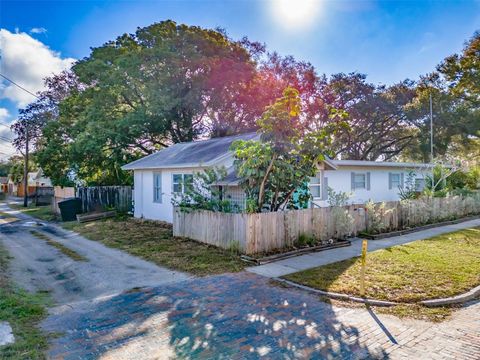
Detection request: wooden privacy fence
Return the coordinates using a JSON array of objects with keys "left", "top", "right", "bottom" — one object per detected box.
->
[
  {"left": 33, "top": 186, "right": 54, "bottom": 206},
  {"left": 368, "top": 195, "right": 480, "bottom": 232},
  {"left": 53, "top": 186, "right": 75, "bottom": 214},
  {"left": 173, "top": 194, "right": 480, "bottom": 255},
  {"left": 76, "top": 186, "right": 132, "bottom": 213}
]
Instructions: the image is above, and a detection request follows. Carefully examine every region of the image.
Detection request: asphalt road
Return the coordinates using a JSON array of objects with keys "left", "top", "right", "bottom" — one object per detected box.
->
[{"left": 0, "top": 201, "right": 191, "bottom": 307}]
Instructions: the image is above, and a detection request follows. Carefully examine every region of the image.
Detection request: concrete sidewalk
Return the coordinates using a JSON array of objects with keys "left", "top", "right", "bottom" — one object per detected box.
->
[{"left": 247, "top": 218, "right": 480, "bottom": 278}]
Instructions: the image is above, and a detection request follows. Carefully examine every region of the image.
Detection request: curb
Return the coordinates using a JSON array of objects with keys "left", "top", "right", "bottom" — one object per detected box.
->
[
  {"left": 421, "top": 284, "right": 480, "bottom": 307},
  {"left": 276, "top": 278, "right": 480, "bottom": 308},
  {"left": 274, "top": 278, "right": 397, "bottom": 307}
]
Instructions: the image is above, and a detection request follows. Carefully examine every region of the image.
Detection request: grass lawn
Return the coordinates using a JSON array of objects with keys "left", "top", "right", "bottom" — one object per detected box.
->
[
  {"left": 62, "top": 217, "right": 245, "bottom": 276},
  {"left": 8, "top": 203, "right": 57, "bottom": 222},
  {"left": 284, "top": 227, "right": 480, "bottom": 321},
  {"left": 0, "top": 245, "right": 50, "bottom": 359}
]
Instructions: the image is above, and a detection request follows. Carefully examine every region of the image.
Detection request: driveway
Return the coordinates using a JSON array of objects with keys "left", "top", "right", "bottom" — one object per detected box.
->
[
  {"left": 0, "top": 202, "right": 190, "bottom": 306},
  {"left": 42, "top": 272, "right": 479, "bottom": 359},
  {"left": 2, "top": 202, "right": 479, "bottom": 359}
]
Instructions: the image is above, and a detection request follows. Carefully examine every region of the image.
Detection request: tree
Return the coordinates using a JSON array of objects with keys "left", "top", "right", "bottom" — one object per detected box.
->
[
  {"left": 439, "top": 32, "right": 480, "bottom": 152},
  {"left": 403, "top": 32, "right": 480, "bottom": 162},
  {"left": 35, "top": 21, "right": 261, "bottom": 185},
  {"left": 313, "top": 73, "right": 417, "bottom": 160},
  {"left": 208, "top": 52, "right": 321, "bottom": 137},
  {"left": 6, "top": 155, "right": 37, "bottom": 184},
  {"left": 231, "top": 87, "right": 344, "bottom": 212},
  {"left": 11, "top": 71, "right": 82, "bottom": 186}
]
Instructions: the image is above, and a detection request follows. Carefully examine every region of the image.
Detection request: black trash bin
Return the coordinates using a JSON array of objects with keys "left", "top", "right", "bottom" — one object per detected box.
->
[{"left": 58, "top": 198, "right": 82, "bottom": 222}]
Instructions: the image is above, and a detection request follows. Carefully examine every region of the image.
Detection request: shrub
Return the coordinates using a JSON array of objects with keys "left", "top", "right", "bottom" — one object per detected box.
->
[
  {"left": 296, "top": 233, "right": 316, "bottom": 247},
  {"left": 365, "top": 200, "right": 392, "bottom": 234},
  {"left": 327, "top": 187, "right": 354, "bottom": 239},
  {"left": 227, "top": 240, "right": 241, "bottom": 254}
]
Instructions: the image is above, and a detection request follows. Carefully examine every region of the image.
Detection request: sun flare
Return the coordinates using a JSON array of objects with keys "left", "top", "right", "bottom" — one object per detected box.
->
[{"left": 272, "top": 0, "right": 321, "bottom": 29}]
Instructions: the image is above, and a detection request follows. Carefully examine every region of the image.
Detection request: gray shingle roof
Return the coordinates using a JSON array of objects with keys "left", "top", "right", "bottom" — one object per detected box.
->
[{"left": 122, "top": 132, "right": 259, "bottom": 170}]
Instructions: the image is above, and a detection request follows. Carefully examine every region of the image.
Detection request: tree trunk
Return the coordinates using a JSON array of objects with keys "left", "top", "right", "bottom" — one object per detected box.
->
[{"left": 257, "top": 154, "right": 277, "bottom": 211}]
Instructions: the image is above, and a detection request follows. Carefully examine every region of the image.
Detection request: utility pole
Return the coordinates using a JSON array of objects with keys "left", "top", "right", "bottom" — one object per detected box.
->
[
  {"left": 23, "top": 123, "right": 29, "bottom": 207},
  {"left": 429, "top": 92, "right": 434, "bottom": 190}
]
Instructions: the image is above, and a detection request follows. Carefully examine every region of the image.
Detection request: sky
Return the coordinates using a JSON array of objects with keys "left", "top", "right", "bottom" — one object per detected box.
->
[{"left": 0, "top": 0, "right": 479, "bottom": 159}]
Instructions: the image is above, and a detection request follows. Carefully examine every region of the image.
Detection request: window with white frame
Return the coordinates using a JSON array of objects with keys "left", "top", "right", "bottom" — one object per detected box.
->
[
  {"left": 309, "top": 173, "right": 322, "bottom": 198},
  {"left": 172, "top": 174, "right": 193, "bottom": 194},
  {"left": 353, "top": 173, "right": 366, "bottom": 189},
  {"left": 153, "top": 172, "right": 162, "bottom": 203},
  {"left": 391, "top": 173, "right": 401, "bottom": 188}
]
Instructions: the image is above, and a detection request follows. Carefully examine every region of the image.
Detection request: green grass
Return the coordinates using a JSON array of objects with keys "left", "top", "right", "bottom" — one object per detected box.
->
[
  {"left": 29, "top": 230, "right": 87, "bottom": 262},
  {"left": 284, "top": 227, "right": 480, "bottom": 321},
  {"left": 62, "top": 217, "right": 245, "bottom": 276},
  {"left": 0, "top": 246, "right": 49, "bottom": 359},
  {"left": 8, "top": 203, "right": 57, "bottom": 222}
]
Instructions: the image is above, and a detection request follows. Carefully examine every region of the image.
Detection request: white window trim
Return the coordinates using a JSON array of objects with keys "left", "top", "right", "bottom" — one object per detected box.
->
[
  {"left": 353, "top": 173, "right": 367, "bottom": 190},
  {"left": 309, "top": 173, "right": 322, "bottom": 199},
  {"left": 172, "top": 173, "right": 193, "bottom": 194},
  {"left": 153, "top": 172, "right": 162, "bottom": 203},
  {"left": 391, "top": 173, "right": 401, "bottom": 189}
]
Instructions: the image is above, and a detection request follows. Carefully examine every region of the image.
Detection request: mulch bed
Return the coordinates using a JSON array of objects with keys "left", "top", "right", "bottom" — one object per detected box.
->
[{"left": 241, "top": 239, "right": 351, "bottom": 265}]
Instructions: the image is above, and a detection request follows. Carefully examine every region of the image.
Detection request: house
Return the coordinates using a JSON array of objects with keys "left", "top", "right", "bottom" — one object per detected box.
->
[
  {"left": 8, "top": 169, "right": 53, "bottom": 197},
  {"left": 0, "top": 177, "right": 8, "bottom": 193},
  {"left": 122, "top": 133, "right": 431, "bottom": 222}
]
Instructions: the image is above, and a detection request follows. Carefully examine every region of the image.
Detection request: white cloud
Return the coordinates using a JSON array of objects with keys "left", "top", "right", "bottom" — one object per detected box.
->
[
  {"left": 30, "top": 27, "right": 47, "bottom": 34},
  {"left": 0, "top": 108, "right": 9, "bottom": 122},
  {"left": 0, "top": 29, "right": 75, "bottom": 107},
  {"left": 0, "top": 126, "right": 15, "bottom": 160}
]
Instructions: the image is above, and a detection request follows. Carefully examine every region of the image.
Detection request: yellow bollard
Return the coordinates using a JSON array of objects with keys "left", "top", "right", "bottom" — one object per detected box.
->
[{"left": 360, "top": 239, "right": 368, "bottom": 297}]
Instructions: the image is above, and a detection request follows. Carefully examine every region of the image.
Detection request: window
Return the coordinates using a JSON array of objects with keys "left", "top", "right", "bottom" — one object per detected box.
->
[
  {"left": 415, "top": 178, "right": 425, "bottom": 192},
  {"left": 353, "top": 173, "right": 366, "bottom": 189},
  {"left": 172, "top": 174, "right": 193, "bottom": 194},
  {"left": 391, "top": 173, "right": 401, "bottom": 189},
  {"left": 153, "top": 172, "right": 162, "bottom": 203},
  {"left": 309, "top": 173, "right": 322, "bottom": 198}
]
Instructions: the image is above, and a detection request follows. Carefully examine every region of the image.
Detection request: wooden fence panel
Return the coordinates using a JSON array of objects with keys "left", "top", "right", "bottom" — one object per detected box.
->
[
  {"left": 173, "top": 194, "right": 480, "bottom": 255},
  {"left": 76, "top": 186, "right": 132, "bottom": 213},
  {"left": 53, "top": 186, "right": 75, "bottom": 214},
  {"left": 34, "top": 186, "right": 54, "bottom": 206}
]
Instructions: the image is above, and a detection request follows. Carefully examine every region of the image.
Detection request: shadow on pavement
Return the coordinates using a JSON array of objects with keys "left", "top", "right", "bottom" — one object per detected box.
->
[{"left": 42, "top": 272, "right": 388, "bottom": 359}]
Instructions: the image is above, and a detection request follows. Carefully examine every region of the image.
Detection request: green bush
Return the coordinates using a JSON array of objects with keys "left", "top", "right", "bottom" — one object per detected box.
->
[{"left": 296, "top": 233, "right": 316, "bottom": 247}]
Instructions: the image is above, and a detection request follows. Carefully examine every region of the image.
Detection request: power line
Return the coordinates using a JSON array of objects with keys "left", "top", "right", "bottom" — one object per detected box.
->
[{"left": 0, "top": 73, "right": 41, "bottom": 100}]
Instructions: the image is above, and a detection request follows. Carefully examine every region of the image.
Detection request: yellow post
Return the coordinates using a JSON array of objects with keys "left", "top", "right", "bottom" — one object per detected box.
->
[{"left": 360, "top": 239, "right": 368, "bottom": 297}]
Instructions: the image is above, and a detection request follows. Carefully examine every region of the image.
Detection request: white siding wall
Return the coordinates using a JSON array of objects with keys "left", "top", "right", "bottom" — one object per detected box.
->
[
  {"left": 133, "top": 156, "right": 234, "bottom": 222},
  {"left": 134, "top": 168, "right": 197, "bottom": 222},
  {"left": 312, "top": 167, "right": 428, "bottom": 207},
  {"left": 134, "top": 163, "right": 430, "bottom": 221}
]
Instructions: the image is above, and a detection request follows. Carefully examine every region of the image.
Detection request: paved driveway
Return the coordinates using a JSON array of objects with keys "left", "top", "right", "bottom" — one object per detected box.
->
[
  {"left": 42, "top": 272, "right": 479, "bottom": 360},
  {"left": 0, "top": 202, "right": 190, "bottom": 305},
  {"left": 2, "top": 203, "right": 479, "bottom": 359}
]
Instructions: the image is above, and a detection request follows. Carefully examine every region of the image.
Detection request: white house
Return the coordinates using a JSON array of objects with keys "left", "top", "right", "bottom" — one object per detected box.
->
[{"left": 122, "top": 133, "right": 431, "bottom": 222}]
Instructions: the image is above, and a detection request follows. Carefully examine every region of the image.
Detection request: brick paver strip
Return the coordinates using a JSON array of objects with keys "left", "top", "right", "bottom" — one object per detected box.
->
[{"left": 42, "top": 272, "right": 480, "bottom": 359}]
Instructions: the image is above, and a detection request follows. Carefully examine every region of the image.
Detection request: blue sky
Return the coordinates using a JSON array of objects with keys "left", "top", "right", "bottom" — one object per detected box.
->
[{"left": 0, "top": 0, "right": 479, "bottom": 157}]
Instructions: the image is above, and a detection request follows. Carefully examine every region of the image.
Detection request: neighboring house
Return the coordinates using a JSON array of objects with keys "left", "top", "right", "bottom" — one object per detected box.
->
[
  {"left": 122, "top": 133, "right": 431, "bottom": 222},
  {"left": 0, "top": 177, "right": 8, "bottom": 193},
  {"left": 8, "top": 169, "right": 53, "bottom": 197}
]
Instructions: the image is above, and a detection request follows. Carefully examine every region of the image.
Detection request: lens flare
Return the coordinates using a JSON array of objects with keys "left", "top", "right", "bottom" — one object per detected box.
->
[{"left": 272, "top": 0, "right": 321, "bottom": 30}]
